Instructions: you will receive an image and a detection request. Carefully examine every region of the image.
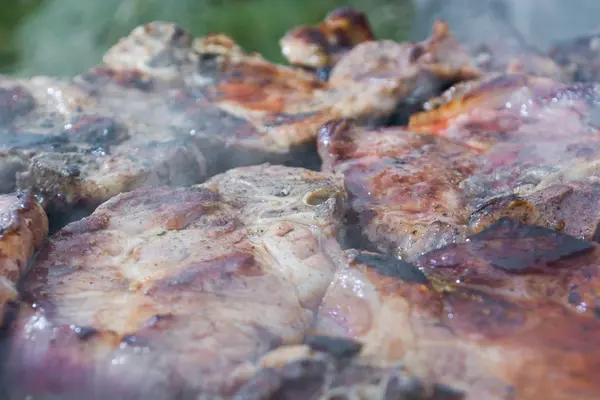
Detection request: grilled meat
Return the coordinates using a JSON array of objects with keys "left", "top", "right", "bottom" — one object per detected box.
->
[
  {"left": 3, "top": 165, "right": 349, "bottom": 399},
  {"left": 0, "top": 193, "right": 47, "bottom": 327},
  {"left": 3, "top": 19, "right": 480, "bottom": 223},
  {"left": 409, "top": 74, "right": 600, "bottom": 240},
  {"left": 313, "top": 219, "right": 600, "bottom": 399},
  {"left": 317, "top": 119, "right": 479, "bottom": 260},
  {"left": 319, "top": 75, "right": 600, "bottom": 259}
]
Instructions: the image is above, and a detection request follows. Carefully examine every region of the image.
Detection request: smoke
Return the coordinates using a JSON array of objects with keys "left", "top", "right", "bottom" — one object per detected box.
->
[
  {"left": 410, "top": 0, "right": 600, "bottom": 51},
  {"left": 13, "top": 0, "right": 200, "bottom": 77}
]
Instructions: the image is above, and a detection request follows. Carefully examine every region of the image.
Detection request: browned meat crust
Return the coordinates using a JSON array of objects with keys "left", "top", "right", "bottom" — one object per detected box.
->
[{"left": 313, "top": 219, "right": 600, "bottom": 399}]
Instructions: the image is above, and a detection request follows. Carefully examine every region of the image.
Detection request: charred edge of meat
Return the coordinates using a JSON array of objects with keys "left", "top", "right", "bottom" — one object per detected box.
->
[
  {"left": 304, "top": 335, "right": 363, "bottom": 359},
  {"left": 469, "top": 217, "right": 595, "bottom": 273},
  {"left": 353, "top": 252, "right": 429, "bottom": 284},
  {"left": 471, "top": 217, "right": 593, "bottom": 243}
]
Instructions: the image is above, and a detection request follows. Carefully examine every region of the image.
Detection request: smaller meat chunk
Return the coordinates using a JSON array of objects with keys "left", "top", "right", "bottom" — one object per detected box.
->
[
  {"left": 326, "top": 20, "right": 480, "bottom": 124},
  {"left": 0, "top": 193, "right": 48, "bottom": 327},
  {"left": 280, "top": 7, "right": 375, "bottom": 73}
]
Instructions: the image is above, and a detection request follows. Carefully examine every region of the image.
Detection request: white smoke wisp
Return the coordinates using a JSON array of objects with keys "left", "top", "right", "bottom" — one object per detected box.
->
[{"left": 410, "top": 0, "right": 600, "bottom": 51}]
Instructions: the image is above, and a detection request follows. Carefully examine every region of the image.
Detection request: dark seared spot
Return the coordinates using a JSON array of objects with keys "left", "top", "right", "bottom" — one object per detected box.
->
[
  {"left": 121, "top": 334, "right": 148, "bottom": 347},
  {"left": 296, "top": 27, "right": 329, "bottom": 49},
  {"left": 304, "top": 335, "right": 362, "bottom": 359},
  {"left": 316, "top": 67, "right": 332, "bottom": 82},
  {"left": 431, "top": 384, "right": 466, "bottom": 400},
  {"left": 0, "top": 86, "right": 36, "bottom": 124},
  {"left": 70, "top": 325, "right": 98, "bottom": 340},
  {"left": 65, "top": 166, "right": 80, "bottom": 178},
  {"left": 0, "top": 300, "right": 19, "bottom": 333},
  {"left": 64, "top": 115, "right": 129, "bottom": 146},
  {"left": 568, "top": 292, "right": 582, "bottom": 305},
  {"left": 383, "top": 375, "right": 425, "bottom": 400},
  {"left": 353, "top": 252, "right": 428, "bottom": 284},
  {"left": 469, "top": 218, "right": 595, "bottom": 273},
  {"left": 409, "top": 44, "right": 426, "bottom": 63}
]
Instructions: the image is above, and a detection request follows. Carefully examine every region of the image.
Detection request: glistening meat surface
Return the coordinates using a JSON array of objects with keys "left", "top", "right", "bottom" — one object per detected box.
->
[
  {"left": 313, "top": 219, "right": 600, "bottom": 400},
  {"left": 3, "top": 165, "right": 348, "bottom": 399}
]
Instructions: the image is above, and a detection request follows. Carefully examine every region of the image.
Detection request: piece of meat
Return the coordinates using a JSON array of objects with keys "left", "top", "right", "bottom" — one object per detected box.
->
[
  {"left": 313, "top": 219, "right": 600, "bottom": 399},
  {"left": 326, "top": 20, "right": 481, "bottom": 125},
  {"left": 2, "top": 164, "right": 349, "bottom": 399},
  {"left": 0, "top": 192, "right": 48, "bottom": 327},
  {"left": 407, "top": 74, "right": 600, "bottom": 240},
  {"left": 549, "top": 31, "right": 600, "bottom": 83},
  {"left": 317, "top": 118, "right": 479, "bottom": 260},
  {"left": 280, "top": 7, "right": 375, "bottom": 76}
]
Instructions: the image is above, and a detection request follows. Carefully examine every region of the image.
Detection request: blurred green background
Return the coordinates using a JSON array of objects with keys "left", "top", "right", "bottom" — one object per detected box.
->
[{"left": 0, "top": 0, "right": 413, "bottom": 77}]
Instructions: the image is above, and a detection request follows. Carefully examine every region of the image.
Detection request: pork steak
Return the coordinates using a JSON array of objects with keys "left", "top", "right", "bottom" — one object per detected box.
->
[
  {"left": 2, "top": 164, "right": 350, "bottom": 399},
  {"left": 313, "top": 218, "right": 600, "bottom": 399}
]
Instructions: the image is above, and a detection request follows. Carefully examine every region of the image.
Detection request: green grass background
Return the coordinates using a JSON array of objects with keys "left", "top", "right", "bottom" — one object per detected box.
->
[{"left": 0, "top": 0, "right": 414, "bottom": 76}]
